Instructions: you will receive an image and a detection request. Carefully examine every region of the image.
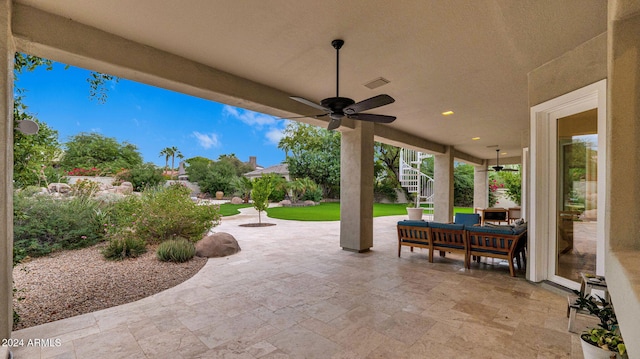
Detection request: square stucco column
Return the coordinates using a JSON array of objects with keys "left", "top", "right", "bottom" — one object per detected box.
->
[
  {"left": 605, "top": 1, "right": 640, "bottom": 356},
  {"left": 340, "top": 121, "right": 374, "bottom": 252},
  {"left": 434, "top": 146, "right": 454, "bottom": 223},
  {"left": 0, "top": 0, "right": 13, "bottom": 342},
  {"left": 473, "top": 163, "right": 489, "bottom": 209}
]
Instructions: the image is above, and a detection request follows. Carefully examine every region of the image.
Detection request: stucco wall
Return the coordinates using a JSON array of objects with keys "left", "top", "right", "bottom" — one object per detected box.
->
[{"left": 528, "top": 33, "right": 607, "bottom": 107}]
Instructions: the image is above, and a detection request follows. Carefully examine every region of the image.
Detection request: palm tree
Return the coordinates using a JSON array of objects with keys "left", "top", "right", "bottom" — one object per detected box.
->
[
  {"left": 169, "top": 147, "right": 181, "bottom": 179},
  {"left": 159, "top": 147, "right": 174, "bottom": 173}
]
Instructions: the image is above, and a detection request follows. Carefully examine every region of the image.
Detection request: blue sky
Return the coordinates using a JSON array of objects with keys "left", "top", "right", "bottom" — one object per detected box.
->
[{"left": 15, "top": 61, "right": 289, "bottom": 168}]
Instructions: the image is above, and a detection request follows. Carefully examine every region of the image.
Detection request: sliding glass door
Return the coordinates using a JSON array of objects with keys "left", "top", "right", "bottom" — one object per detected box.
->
[{"left": 554, "top": 109, "right": 598, "bottom": 284}]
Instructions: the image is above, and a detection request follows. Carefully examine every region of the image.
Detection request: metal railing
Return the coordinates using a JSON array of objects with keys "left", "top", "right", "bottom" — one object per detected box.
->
[{"left": 399, "top": 148, "right": 434, "bottom": 207}]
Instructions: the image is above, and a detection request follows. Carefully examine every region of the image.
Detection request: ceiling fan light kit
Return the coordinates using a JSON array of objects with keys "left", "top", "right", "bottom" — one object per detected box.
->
[{"left": 290, "top": 39, "right": 396, "bottom": 130}]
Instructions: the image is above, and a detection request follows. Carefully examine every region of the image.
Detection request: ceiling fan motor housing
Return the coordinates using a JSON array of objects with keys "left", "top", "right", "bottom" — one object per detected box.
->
[{"left": 321, "top": 97, "right": 355, "bottom": 114}]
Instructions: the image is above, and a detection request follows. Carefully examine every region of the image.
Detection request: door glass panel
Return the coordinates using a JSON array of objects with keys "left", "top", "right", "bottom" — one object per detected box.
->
[{"left": 556, "top": 109, "right": 597, "bottom": 283}]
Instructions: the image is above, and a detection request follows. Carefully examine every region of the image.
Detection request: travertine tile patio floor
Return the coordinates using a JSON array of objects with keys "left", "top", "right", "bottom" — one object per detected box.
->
[{"left": 11, "top": 208, "right": 588, "bottom": 358}]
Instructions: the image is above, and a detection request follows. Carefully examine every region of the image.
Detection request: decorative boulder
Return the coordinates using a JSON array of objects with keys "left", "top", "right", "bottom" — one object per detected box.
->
[
  {"left": 280, "top": 199, "right": 291, "bottom": 206},
  {"left": 304, "top": 200, "right": 316, "bottom": 206},
  {"left": 196, "top": 232, "right": 241, "bottom": 258},
  {"left": 115, "top": 182, "right": 133, "bottom": 195},
  {"left": 230, "top": 197, "right": 243, "bottom": 204},
  {"left": 99, "top": 182, "right": 114, "bottom": 191},
  {"left": 48, "top": 183, "right": 71, "bottom": 194}
]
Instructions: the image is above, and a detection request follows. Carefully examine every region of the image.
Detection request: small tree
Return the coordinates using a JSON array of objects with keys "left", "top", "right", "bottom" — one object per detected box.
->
[
  {"left": 251, "top": 175, "right": 273, "bottom": 224},
  {"left": 498, "top": 169, "right": 522, "bottom": 205}
]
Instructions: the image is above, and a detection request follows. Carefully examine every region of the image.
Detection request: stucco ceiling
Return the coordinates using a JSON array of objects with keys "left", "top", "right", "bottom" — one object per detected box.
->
[{"left": 14, "top": 0, "right": 607, "bottom": 161}]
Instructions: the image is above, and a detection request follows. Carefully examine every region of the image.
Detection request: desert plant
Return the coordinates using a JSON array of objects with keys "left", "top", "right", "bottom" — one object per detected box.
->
[
  {"left": 156, "top": 238, "right": 196, "bottom": 262},
  {"left": 231, "top": 176, "right": 253, "bottom": 203},
  {"left": 573, "top": 290, "right": 626, "bottom": 356},
  {"left": 70, "top": 179, "right": 101, "bottom": 197},
  {"left": 289, "top": 177, "right": 319, "bottom": 202},
  {"left": 131, "top": 184, "right": 221, "bottom": 242},
  {"left": 101, "top": 234, "right": 147, "bottom": 260},
  {"left": 13, "top": 191, "right": 105, "bottom": 261}
]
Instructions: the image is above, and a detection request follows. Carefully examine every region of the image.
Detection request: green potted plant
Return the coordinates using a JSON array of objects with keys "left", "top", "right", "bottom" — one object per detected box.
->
[{"left": 572, "top": 290, "right": 627, "bottom": 359}]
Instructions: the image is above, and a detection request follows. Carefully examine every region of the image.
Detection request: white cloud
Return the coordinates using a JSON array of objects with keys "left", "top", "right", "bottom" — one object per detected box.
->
[
  {"left": 90, "top": 128, "right": 102, "bottom": 133},
  {"left": 223, "top": 105, "right": 276, "bottom": 128},
  {"left": 192, "top": 131, "right": 221, "bottom": 149},
  {"left": 265, "top": 127, "right": 285, "bottom": 145}
]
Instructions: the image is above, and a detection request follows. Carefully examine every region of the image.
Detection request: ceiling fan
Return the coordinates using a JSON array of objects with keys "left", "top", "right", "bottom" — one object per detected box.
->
[
  {"left": 289, "top": 39, "right": 396, "bottom": 131},
  {"left": 489, "top": 149, "right": 518, "bottom": 172}
]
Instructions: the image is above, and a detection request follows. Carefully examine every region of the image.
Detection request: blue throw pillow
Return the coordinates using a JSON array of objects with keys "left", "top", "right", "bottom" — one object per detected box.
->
[{"left": 454, "top": 213, "right": 481, "bottom": 226}]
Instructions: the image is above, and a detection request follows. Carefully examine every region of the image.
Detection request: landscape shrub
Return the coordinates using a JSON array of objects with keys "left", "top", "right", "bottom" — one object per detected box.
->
[
  {"left": 101, "top": 234, "right": 147, "bottom": 260},
  {"left": 114, "top": 163, "right": 164, "bottom": 191},
  {"left": 374, "top": 180, "right": 398, "bottom": 203},
  {"left": 301, "top": 186, "right": 323, "bottom": 202},
  {"left": 268, "top": 186, "right": 286, "bottom": 202},
  {"left": 13, "top": 192, "right": 105, "bottom": 262},
  {"left": 156, "top": 238, "right": 196, "bottom": 262},
  {"left": 131, "top": 184, "right": 221, "bottom": 243}
]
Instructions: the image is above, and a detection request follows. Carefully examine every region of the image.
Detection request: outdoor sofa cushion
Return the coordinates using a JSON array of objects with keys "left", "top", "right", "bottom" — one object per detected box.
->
[
  {"left": 397, "top": 220, "right": 429, "bottom": 227},
  {"left": 453, "top": 213, "right": 481, "bottom": 226}
]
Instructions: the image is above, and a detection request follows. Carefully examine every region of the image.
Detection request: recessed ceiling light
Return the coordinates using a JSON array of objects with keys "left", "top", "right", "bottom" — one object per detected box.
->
[
  {"left": 501, "top": 152, "right": 507, "bottom": 156},
  {"left": 442, "top": 111, "right": 454, "bottom": 116},
  {"left": 472, "top": 137, "right": 480, "bottom": 140}
]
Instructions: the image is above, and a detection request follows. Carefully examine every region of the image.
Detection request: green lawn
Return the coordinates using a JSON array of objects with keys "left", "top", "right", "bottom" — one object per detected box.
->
[
  {"left": 218, "top": 203, "right": 253, "bottom": 216},
  {"left": 265, "top": 202, "right": 473, "bottom": 221}
]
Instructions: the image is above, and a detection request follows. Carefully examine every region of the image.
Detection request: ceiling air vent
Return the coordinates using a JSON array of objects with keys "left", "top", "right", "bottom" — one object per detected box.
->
[{"left": 364, "top": 77, "right": 390, "bottom": 89}]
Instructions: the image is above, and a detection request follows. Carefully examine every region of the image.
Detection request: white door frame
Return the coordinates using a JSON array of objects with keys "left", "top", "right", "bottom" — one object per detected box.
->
[{"left": 528, "top": 80, "right": 606, "bottom": 286}]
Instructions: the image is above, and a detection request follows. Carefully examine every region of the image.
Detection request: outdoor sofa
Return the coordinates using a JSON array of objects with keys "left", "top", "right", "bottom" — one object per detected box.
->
[{"left": 397, "top": 217, "right": 527, "bottom": 277}]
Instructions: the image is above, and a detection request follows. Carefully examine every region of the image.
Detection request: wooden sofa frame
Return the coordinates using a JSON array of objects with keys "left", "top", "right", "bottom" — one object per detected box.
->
[
  {"left": 397, "top": 221, "right": 527, "bottom": 277},
  {"left": 465, "top": 227, "right": 527, "bottom": 277},
  {"left": 397, "top": 222, "right": 430, "bottom": 257},
  {"left": 397, "top": 222, "right": 469, "bottom": 268}
]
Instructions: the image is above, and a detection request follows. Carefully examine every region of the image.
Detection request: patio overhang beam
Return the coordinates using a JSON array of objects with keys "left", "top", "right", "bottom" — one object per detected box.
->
[
  {"left": 373, "top": 123, "right": 446, "bottom": 153},
  {"left": 373, "top": 124, "right": 483, "bottom": 165},
  {"left": 452, "top": 150, "right": 484, "bottom": 166},
  {"left": 10, "top": 3, "right": 343, "bottom": 130}
]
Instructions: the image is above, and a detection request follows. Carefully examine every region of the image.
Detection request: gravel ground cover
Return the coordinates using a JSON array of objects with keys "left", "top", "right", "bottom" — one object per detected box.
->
[{"left": 12, "top": 243, "right": 207, "bottom": 330}]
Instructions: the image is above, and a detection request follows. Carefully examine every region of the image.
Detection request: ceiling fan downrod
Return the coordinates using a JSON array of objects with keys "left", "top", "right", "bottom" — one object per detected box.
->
[{"left": 332, "top": 39, "right": 344, "bottom": 98}]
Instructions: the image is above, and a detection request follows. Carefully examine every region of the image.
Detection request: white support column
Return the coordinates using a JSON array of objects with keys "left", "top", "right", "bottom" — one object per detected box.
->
[
  {"left": 340, "top": 121, "right": 374, "bottom": 252},
  {"left": 606, "top": 1, "right": 640, "bottom": 356},
  {"left": 434, "top": 146, "right": 454, "bottom": 223},
  {"left": 473, "top": 162, "right": 489, "bottom": 210},
  {"left": 0, "top": 0, "right": 13, "bottom": 342}
]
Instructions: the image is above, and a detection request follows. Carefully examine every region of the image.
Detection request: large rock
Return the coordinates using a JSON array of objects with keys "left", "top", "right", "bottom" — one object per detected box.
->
[
  {"left": 196, "top": 233, "right": 241, "bottom": 258},
  {"left": 230, "top": 197, "right": 243, "bottom": 204},
  {"left": 279, "top": 199, "right": 292, "bottom": 206},
  {"left": 115, "top": 182, "right": 133, "bottom": 195},
  {"left": 48, "top": 183, "right": 71, "bottom": 194}
]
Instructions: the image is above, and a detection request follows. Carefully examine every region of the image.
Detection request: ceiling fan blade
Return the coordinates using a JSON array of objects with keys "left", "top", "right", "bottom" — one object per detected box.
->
[
  {"left": 327, "top": 118, "right": 342, "bottom": 131},
  {"left": 343, "top": 94, "right": 395, "bottom": 115},
  {"left": 502, "top": 168, "right": 519, "bottom": 172},
  {"left": 290, "top": 96, "right": 330, "bottom": 112},
  {"left": 280, "top": 113, "right": 329, "bottom": 120},
  {"left": 348, "top": 113, "right": 396, "bottom": 123}
]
